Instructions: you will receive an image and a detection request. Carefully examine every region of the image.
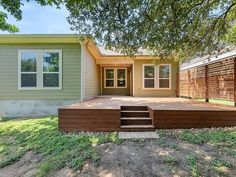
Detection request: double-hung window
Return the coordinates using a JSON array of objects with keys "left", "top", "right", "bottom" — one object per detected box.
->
[
  {"left": 20, "top": 52, "right": 37, "bottom": 88},
  {"left": 18, "top": 50, "right": 62, "bottom": 90},
  {"left": 143, "top": 65, "right": 155, "bottom": 88},
  {"left": 159, "top": 65, "right": 171, "bottom": 88},
  {"left": 105, "top": 68, "right": 115, "bottom": 87},
  {"left": 104, "top": 68, "right": 127, "bottom": 88},
  {"left": 143, "top": 64, "right": 171, "bottom": 89}
]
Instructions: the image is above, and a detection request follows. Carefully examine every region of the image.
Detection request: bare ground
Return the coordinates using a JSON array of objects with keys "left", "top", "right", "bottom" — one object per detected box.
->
[{"left": 1, "top": 132, "right": 235, "bottom": 177}]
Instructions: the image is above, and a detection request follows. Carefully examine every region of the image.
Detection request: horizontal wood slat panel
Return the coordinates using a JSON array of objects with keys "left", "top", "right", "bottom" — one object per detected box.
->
[
  {"left": 152, "top": 108, "right": 236, "bottom": 129},
  {"left": 59, "top": 119, "right": 120, "bottom": 124},
  {"left": 180, "top": 57, "right": 235, "bottom": 101},
  {"left": 59, "top": 109, "right": 120, "bottom": 115},
  {"left": 59, "top": 108, "right": 121, "bottom": 132}
]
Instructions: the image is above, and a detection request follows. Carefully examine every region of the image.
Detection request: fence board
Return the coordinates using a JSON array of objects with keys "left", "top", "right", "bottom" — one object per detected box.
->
[{"left": 180, "top": 58, "right": 235, "bottom": 102}]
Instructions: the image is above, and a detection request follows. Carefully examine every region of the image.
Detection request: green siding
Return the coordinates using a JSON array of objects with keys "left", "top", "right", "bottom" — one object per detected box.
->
[{"left": 0, "top": 43, "right": 81, "bottom": 100}]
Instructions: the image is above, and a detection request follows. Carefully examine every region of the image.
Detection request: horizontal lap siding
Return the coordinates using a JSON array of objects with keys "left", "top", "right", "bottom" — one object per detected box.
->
[
  {"left": 84, "top": 47, "right": 99, "bottom": 100},
  {"left": 58, "top": 109, "right": 121, "bottom": 132},
  {"left": 133, "top": 60, "right": 179, "bottom": 97},
  {"left": 0, "top": 43, "right": 81, "bottom": 100},
  {"left": 153, "top": 110, "right": 236, "bottom": 128}
]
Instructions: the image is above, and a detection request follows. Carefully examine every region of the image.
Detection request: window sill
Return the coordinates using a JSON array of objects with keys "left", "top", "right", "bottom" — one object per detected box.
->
[{"left": 18, "top": 87, "right": 62, "bottom": 91}]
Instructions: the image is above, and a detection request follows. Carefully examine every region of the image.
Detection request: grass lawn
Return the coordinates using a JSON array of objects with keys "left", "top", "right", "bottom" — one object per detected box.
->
[
  {"left": 195, "top": 98, "right": 235, "bottom": 106},
  {"left": 0, "top": 117, "right": 121, "bottom": 176},
  {"left": 0, "top": 117, "right": 236, "bottom": 177}
]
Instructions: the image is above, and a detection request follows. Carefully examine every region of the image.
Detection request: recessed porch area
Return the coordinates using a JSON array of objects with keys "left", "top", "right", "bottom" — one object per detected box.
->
[{"left": 58, "top": 96, "right": 236, "bottom": 132}]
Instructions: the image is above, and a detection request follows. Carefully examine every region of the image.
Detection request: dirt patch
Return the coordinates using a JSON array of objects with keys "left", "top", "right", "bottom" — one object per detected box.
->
[
  {"left": 0, "top": 151, "right": 42, "bottom": 177},
  {"left": 1, "top": 133, "right": 236, "bottom": 177},
  {"left": 76, "top": 138, "right": 236, "bottom": 177}
]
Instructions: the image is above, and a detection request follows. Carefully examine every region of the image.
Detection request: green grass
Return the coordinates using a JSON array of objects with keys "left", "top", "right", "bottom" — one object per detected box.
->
[
  {"left": 211, "top": 158, "right": 233, "bottom": 168},
  {"left": 156, "top": 139, "right": 179, "bottom": 150},
  {"left": 186, "top": 154, "right": 200, "bottom": 177},
  {"left": 163, "top": 156, "right": 178, "bottom": 165},
  {"left": 195, "top": 98, "right": 234, "bottom": 106},
  {"left": 0, "top": 117, "right": 121, "bottom": 176},
  {"left": 179, "top": 129, "right": 236, "bottom": 147}
]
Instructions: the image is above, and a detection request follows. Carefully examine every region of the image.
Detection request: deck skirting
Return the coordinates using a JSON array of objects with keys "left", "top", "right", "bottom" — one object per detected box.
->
[
  {"left": 151, "top": 109, "right": 236, "bottom": 129},
  {"left": 58, "top": 109, "right": 120, "bottom": 132},
  {"left": 59, "top": 107, "right": 236, "bottom": 132}
]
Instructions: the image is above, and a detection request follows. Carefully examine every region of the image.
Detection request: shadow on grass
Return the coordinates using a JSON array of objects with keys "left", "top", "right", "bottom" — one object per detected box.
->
[{"left": 0, "top": 116, "right": 121, "bottom": 176}]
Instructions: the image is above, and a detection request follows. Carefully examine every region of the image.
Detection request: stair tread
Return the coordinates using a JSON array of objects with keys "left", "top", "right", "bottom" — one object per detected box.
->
[
  {"left": 121, "top": 125, "right": 155, "bottom": 128},
  {"left": 121, "top": 117, "right": 151, "bottom": 120}
]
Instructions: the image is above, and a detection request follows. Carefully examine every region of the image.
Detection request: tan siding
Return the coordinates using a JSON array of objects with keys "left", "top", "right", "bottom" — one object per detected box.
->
[
  {"left": 84, "top": 47, "right": 99, "bottom": 99},
  {"left": 133, "top": 60, "right": 179, "bottom": 97},
  {"left": 0, "top": 43, "right": 81, "bottom": 100}
]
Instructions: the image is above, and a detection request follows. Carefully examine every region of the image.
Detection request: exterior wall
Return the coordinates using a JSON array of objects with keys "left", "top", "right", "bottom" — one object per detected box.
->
[
  {"left": 101, "top": 66, "right": 131, "bottom": 96},
  {"left": 0, "top": 100, "right": 80, "bottom": 117},
  {"left": 0, "top": 43, "right": 81, "bottom": 100},
  {"left": 83, "top": 46, "right": 99, "bottom": 100},
  {"left": 133, "top": 59, "right": 179, "bottom": 97}
]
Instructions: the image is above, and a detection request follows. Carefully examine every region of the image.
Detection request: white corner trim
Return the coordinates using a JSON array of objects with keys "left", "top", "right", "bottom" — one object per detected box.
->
[
  {"left": 80, "top": 43, "right": 85, "bottom": 101},
  {"left": 132, "top": 61, "right": 135, "bottom": 96}
]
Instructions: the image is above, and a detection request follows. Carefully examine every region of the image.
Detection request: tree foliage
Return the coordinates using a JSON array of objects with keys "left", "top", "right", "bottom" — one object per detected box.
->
[
  {"left": 66, "top": 0, "right": 236, "bottom": 60},
  {"left": 1, "top": 0, "right": 236, "bottom": 60}
]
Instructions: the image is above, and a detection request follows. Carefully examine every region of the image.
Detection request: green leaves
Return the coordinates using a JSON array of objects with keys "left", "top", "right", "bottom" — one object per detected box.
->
[
  {"left": 66, "top": 0, "right": 236, "bottom": 60},
  {"left": 1, "top": 0, "right": 236, "bottom": 60}
]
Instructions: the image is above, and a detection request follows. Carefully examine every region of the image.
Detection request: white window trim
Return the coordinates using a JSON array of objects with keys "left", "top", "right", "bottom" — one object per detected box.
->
[
  {"left": 142, "top": 64, "right": 171, "bottom": 90},
  {"left": 104, "top": 68, "right": 115, "bottom": 88},
  {"left": 18, "top": 49, "right": 62, "bottom": 90},
  {"left": 104, "top": 68, "right": 127, "bottom": 88}
]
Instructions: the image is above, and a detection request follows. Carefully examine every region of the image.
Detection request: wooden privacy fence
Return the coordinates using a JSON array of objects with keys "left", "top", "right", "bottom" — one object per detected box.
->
[{"left": 178, "top": 57, "right": 236, "bottom": 105}]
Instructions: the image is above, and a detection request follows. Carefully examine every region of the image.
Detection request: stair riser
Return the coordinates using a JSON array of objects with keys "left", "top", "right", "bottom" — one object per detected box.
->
[
  {"left": 121, "top": 112, "right": 149, "bottom": 117},
  {"left": 121, "top": 119, "right": 152, "bottom": 125},
  {"left": 121, "top": 106, "right": 148, "bottom": 111}
]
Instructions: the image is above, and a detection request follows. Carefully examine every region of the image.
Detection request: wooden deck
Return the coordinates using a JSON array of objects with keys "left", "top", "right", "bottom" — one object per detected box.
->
[{"left": 58, "top": 97, "right": 236, "bottom": 132}]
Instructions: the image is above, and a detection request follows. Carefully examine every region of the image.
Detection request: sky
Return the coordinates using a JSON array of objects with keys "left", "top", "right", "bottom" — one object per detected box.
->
[{"left": 0, "top": 1, "right": 74, "bottom": 34}]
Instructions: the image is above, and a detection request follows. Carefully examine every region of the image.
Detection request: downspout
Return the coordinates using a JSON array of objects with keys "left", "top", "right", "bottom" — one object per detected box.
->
[{"left": 80, "top": 43, "right": 85, "bottom": 101}]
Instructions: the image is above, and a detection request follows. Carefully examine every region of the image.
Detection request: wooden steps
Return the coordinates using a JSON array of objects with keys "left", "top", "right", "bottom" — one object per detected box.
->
[
  {"left": 121, "top": 111, "right": 149, "bottom": 117},
  {"left": 121, "top": 117, "right": 152, "bottom": 125},
  {"left": 120, "top": 106, "right": 154, "bottom": 131},
  {"left": 120, "top": 125, "right": 155, "bottom": 131}
]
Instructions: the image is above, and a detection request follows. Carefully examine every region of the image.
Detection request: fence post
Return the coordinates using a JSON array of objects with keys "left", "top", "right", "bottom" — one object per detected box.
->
[
  {"left": 188, "top": 70, "right": 191, "bottom": 99},
  {"left": 234, "top": 58, "right": 236, "bottom": 106},
  {"left": 205, "top": 65, "right": 209, "bottom": 102}
]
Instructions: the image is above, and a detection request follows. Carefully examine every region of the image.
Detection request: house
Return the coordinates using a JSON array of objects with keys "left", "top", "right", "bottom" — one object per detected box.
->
[{"left": 0, "top": 34, "right": 179, "bottom": 117}]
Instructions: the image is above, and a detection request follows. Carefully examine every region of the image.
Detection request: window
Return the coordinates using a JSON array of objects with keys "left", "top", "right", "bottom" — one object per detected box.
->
[
  {"left": 143, "top": 64, "right": 171, "bottom": 89},
  {"left": 104, "top": 68, "right": 127, "bottom": 88},
  {"left": 105, "top": 69, "right": 115, "bottom": 87},
  {"left": 20, "top": 52, "right": 37, "bottom": 87},
  {"left": 143, "top": 65, "right": 155, "bottom": 88},
  {"left": 159, "top": 65, "right": 170, "bottom": 88},
  {"left": 43, "top": 52, "right": 60, "bottom": 87},
  {"left": 18, "top": 50, "right": 62, "bottom": 90},
  {"left": 117, "top": 69, "right": 126, "bottom": 87}
]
